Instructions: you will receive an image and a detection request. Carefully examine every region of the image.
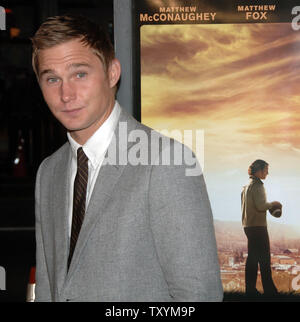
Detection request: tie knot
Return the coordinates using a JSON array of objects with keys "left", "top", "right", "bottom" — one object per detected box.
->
[{"left": 77, "top": 147, "right": 88, "bottom": 165}]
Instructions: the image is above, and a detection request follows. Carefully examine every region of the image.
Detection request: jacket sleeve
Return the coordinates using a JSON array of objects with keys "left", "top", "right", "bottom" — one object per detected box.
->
[
  {"left": 252, "top": 183, "right": 272, "bottom": 212},
  {"left": 148, "top": 144, "right": 223, "bottom": 302},
  {"left": 34, "top": 160, "right": 52, "bottom": 302}
]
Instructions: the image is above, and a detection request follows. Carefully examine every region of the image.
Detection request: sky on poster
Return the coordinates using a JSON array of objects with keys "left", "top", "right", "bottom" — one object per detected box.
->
[{"left": 141, "top": 23, "right": 300, "bottom": 230}]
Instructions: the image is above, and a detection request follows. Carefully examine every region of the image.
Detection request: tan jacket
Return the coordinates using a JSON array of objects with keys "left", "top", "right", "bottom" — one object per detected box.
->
[{"left": 241, "top": 176, "right": 272, "bottom": 227}]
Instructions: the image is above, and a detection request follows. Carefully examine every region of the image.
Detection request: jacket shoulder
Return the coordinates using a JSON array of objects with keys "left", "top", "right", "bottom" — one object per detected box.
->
[{"left": 38, "top": 142, "right": 70, "bottom": 173}]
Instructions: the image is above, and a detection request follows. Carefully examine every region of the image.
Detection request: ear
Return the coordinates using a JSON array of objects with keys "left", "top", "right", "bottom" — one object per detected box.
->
[{"left": 108, "top": 58, "right": 121, "bottom": 88}]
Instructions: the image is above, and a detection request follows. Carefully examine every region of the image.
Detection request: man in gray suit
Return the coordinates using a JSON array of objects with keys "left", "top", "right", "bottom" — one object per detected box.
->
[{"left": 31, "top": 15, "right": 223, "bottom": 302}]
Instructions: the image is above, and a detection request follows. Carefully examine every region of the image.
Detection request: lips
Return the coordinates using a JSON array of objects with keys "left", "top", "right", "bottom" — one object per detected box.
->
[{"left": 63, "top": 107, "right": 84, "bottom": 116}]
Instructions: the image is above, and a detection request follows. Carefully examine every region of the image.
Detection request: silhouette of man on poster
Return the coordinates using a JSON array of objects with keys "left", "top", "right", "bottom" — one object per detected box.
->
[{"left": 241, "top": 159, "right": 281, "bottom": 297}]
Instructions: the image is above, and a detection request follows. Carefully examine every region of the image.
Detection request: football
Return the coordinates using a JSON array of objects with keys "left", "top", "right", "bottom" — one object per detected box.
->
[{"left": 269, "top": 204, "right": 282, "bottom": 218}]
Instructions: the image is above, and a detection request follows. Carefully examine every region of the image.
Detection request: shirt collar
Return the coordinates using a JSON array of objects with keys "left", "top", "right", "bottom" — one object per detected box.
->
[
  {"left": 67, "top": 101, "right": 121, "bottom": 169},
  {"left": 249, "top": 175, "right": 263, "bottom": 184}
]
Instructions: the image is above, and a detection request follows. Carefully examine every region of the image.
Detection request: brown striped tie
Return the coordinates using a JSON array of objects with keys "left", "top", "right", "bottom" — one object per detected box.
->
[{"left": 68, "top": 147, "right": 89, "bottom": 269}]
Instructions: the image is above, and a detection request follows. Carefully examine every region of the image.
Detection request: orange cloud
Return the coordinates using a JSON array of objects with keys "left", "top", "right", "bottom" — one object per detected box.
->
[{"left": 141, "top": 23, "right": 300, "bottom": 154}]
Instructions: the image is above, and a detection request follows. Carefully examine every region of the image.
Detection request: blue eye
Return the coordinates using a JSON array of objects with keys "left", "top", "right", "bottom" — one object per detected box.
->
[
  {"left": 47, "top": 77, "right": 58, "bottom": 84},
  {"left": 77, "top": 72, "right": 87, "bottom": 79}
]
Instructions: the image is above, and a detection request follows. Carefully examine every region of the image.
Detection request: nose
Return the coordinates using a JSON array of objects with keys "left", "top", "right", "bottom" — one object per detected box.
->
[{"left": 60, "top": 80, "right": 76, "bottom": 103}]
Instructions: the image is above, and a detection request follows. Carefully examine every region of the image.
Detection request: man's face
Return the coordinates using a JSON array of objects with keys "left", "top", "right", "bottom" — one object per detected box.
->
[
  {"left": 256, "top": 165, "right": 269, "bottom": 180},
  {"left": 261, "top": 165, "right": 269, "bottom": 179},
  {"left": 38, "top": 38, "right": 120, "bottom": 144}
]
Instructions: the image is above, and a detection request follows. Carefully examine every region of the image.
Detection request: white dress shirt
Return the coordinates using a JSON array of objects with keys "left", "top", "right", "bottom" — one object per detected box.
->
[{"left": 67, "top": 101, "right": 121, "bottom": 237}]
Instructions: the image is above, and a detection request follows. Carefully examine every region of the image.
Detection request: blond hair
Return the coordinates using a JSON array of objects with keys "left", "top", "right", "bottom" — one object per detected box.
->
[{"left": 31, "top": 15, "right": 115, "bottom": 76}]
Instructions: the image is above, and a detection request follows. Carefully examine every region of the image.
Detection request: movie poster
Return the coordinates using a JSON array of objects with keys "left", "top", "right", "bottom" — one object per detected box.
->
[{"left": 135, "top": 0, "right": 300, "bottom": 299}]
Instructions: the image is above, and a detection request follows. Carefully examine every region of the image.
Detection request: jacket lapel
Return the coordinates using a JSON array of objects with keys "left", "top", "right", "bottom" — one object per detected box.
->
[
  {"left": 65, "top": 108, "right": 138, "bottom": 280},
  {"left": 52, "top": 146, "right": 72, "bottom": 291}
]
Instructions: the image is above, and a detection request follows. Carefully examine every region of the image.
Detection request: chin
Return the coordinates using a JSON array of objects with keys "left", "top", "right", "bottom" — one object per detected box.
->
[
  {"left": 66, "top": 126, "right": 85, "bottom": 133},
  {"left": 63, "top": 121, "right": 86, "bottom": 132}
]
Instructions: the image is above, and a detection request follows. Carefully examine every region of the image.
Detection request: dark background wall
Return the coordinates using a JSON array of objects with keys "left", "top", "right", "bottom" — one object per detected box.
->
[{"left": 0, "top": 0, "right": 113, "bottom": 302}]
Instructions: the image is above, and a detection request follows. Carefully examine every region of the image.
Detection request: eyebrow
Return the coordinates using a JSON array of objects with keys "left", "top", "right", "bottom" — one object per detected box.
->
[{"left": 39, "top": 63, "right": 92, "bottom": 79}]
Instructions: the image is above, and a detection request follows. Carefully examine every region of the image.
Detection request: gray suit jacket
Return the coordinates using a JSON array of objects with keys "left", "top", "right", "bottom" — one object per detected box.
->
[{"left": 35, "top": 107, "right": 223, "bottom": 302}]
